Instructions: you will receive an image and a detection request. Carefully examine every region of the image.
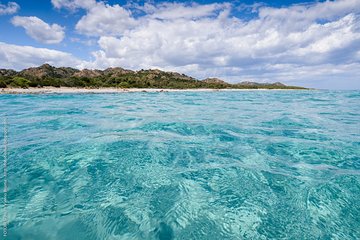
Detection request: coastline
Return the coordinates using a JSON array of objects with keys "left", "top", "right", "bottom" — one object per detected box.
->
[{"left": 0, "top": 87, "right": 308, "bottom": 94}]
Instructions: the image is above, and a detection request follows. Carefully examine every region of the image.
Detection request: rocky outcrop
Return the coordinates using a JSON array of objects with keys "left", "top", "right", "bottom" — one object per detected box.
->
[
  {"left": 0, "top": 69, "right": 17, "bottom": 77},
  {"left": 238, "top": 81, "right": 262, "bottom": 86},
  {"left": 202, "top": 78, "right": 228, "bottom": 84},
  {"left": 19, "top": 64, "right": 79, "bottom": 79},
  {"left": 103, "top": 67, "right": 134, "bottom": 77},
  {"left": 72, "top": 69, "right": 103, "bottom": 78},
  {"left": 272, "top": 82, "right": 286, "bottom": 87},
  {"left": 136, "top": 69, "right": 195, "bottom": 81}
]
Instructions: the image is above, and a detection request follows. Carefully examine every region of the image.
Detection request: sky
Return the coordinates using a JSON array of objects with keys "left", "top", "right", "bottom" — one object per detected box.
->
[{"left": 0, "top": 0, "right": 360, "bottom": 89}]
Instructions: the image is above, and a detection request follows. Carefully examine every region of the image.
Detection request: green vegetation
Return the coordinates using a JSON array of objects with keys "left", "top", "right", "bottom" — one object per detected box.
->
[
  {"left": 10, "top": 77, "right": 32, "bottom": 88},
  {"left": 0, "top": 64, "right": 307, "bottom": 90},
  {"left": 0, "top": 80, "right": 6, "bottom": 88}
]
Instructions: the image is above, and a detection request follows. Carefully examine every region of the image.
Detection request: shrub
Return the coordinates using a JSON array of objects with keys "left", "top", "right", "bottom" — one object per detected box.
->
[
  {"left": 0, "top": 80, "right": 6, "bottom": 88},
  {"left": 118, "top": 82, "right": 130, "bottom": 88},
  {"left": 10, "top": 77, "right": 31, "bottom": 88}
]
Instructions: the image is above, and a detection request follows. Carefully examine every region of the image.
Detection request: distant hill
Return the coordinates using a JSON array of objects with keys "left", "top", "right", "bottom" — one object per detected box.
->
[
  {"left": 0, "top": 64, "right": 307, "bottom": 89},
  {"left": 202, "top": 78, "right": 229, "bottom": 85}
]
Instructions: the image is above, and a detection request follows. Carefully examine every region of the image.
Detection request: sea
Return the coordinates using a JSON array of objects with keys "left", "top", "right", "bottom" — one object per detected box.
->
[{"left": 0, "top": 90, "right": 359, "bottom": 239}]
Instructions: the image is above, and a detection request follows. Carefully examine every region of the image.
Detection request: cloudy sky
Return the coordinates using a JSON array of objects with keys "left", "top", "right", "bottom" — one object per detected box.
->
[{"left": 0, "top": 0, "right": 359, "bottom": 89}]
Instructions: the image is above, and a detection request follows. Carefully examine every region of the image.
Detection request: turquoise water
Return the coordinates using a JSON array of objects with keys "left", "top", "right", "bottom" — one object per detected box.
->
[{"left": 0, "top": 90, "right": 359, "bottom": 239}]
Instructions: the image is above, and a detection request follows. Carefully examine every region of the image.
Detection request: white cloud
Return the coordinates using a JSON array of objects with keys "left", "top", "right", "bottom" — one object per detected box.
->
[
  {"left": 144, "top": 2, "right": 230, "bottom": 20},
  {"left": 259, "top": 0, "right": 360, "bottom": 22},
  {"left": 71, "top": 2, "right": 230, "bottom": 37},
  {"left": 290, "top": 14, "right": 359, "bottom": 56},
  {"left": 0, "top": 42, "right": 84, "bottom": 70},
  {"left": 70, "top": 37, "right": 96, "bottom": 46},
  {"left": 11, "top": 16, "right": 65, "bottom": 44},
  {"left": 75, "top": 2, "right": 136, "bottom": 36},
  {"left": 0, "top": 1, "right": 19, "bottom": 15},
  {"left": 78, "top": 0, "right": 360, "bottom": 88},
  {"left": 51, "top": 0, "right": 96, "bottom": 10}
]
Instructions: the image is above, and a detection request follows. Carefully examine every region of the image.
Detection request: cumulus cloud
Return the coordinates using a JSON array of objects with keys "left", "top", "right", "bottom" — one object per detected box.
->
[
  {"left": 143, "top": 2, "right": 230, "bottom": 20},
  {"left": 51, "top": 0, "right": 95, "bottom": 10},
  {"left": 258, "top": 0, "right": 360, "bottom": 23},
  {"left": 51, "top": 0, "right": 137, "bottom": 36},
  {"left": 75, "top": 2, "right": 137, "bottom": 36},
  {"left": 0, "top": 42, "right": 84, "bottom": 70},
  {"left": 0, "top": 1, "right": 19, "bottom": 15},
  {"left": 11, "top": 16, "right": 65, "bottom": 44},
  {"left": 77, "top": 0, "right": 360, "bottom": 88}
]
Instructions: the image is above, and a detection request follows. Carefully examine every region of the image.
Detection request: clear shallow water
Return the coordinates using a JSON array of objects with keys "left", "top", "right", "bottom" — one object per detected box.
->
[{"left": 0, "top": 90, "right": 359, "bottom": 240}]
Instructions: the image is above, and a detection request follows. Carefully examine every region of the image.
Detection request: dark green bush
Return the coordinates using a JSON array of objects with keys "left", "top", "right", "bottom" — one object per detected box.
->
[{"left": 0, "top": 80, "right": 7, "bottom": 88}]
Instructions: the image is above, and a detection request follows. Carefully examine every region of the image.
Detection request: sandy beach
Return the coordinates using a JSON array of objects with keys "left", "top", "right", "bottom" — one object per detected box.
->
[{"left": 0, "top": 87, "right": 304, "bottom": 94}]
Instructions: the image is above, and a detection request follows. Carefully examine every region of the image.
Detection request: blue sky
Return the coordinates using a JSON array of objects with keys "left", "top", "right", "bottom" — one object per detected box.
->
[{"left": 0, "top": 0, "right": 360, "bottom": 89}]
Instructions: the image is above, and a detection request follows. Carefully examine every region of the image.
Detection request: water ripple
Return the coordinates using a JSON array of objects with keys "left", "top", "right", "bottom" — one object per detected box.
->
[{"left": 1, "top": 90, "right": 359, "bottom": 239}]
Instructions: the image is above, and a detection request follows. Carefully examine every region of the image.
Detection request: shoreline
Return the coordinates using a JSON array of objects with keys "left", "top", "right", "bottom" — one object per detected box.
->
[{"left": 0, "top": 87, "right": 309, "bottom": 94}]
